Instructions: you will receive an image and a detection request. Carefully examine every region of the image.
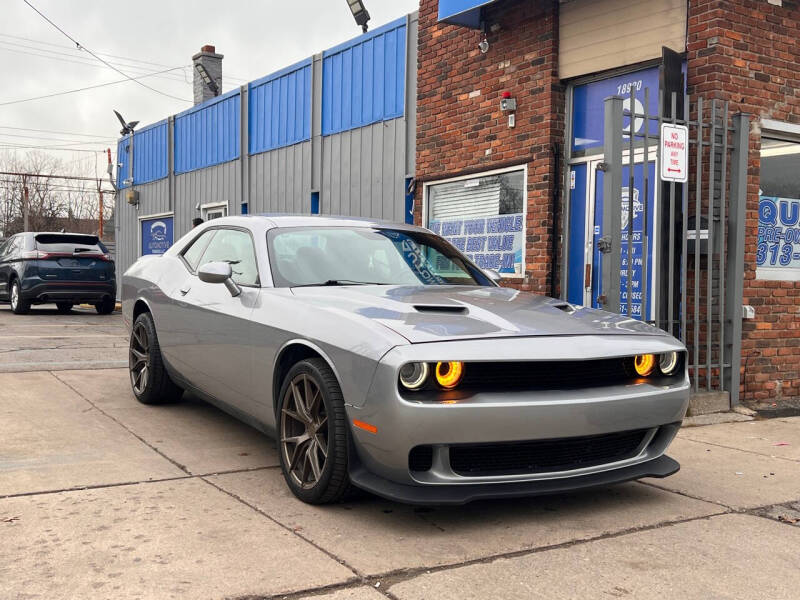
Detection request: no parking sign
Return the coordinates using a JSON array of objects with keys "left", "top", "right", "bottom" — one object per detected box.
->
[{"left": 660, "top": 123, "right": 689, "bottom": 183}]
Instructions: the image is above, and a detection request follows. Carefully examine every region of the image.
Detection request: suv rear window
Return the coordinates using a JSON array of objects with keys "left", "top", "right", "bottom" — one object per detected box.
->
[{"left": 35, "top": 234, "right": 105, "bottom": 253}]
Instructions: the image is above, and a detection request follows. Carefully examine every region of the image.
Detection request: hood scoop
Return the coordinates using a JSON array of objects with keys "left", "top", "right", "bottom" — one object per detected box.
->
[{"left": 413, "top": 304, "right": 468, "bottom": 314}]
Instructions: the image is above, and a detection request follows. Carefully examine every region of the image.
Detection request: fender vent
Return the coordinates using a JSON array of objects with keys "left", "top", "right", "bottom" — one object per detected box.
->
[{"left": 413, "top": 305, "right": 467, "bottom": 314}]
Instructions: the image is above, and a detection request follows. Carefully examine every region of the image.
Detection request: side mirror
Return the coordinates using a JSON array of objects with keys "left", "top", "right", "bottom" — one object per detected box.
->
[
  {"left": 197, "top": 261, "right": 241, "bottom": 297},
  {"left": 484, "top": 269, "right": 502, "bottom": 283}
]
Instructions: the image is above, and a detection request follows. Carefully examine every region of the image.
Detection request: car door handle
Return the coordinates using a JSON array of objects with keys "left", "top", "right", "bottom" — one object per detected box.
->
[{"left": 179, "top": 286, "right": 191, "bottom": 295}]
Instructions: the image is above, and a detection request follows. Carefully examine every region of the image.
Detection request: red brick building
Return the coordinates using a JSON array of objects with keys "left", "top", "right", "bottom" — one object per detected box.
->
[{"left": 413, "top": 0, "right": 800, "bottom": 410}]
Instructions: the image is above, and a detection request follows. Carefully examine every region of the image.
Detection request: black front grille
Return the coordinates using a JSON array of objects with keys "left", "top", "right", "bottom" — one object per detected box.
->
[
  {"left": 449, "top": 428, "right": 650, "bottom": 476},
  {"left": 461, "top": 358, "right": 631, "bottom": 391}
]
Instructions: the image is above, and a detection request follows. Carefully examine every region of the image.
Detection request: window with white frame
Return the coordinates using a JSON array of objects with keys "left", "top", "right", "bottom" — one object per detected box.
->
[
  {"left": 201, "top": 203, "right": 228, "bottom": 221},
  {"left": 425, "top": 167, "right": 526, "bottom": 276},
  {"left": 758, "top": 123, "right": 800, "bottom": 281}
]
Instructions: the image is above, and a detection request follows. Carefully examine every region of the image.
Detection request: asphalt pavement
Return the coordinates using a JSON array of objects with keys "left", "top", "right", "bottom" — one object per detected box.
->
[{"left": 1, "top": 303, "right": 799, "bottom": 599}]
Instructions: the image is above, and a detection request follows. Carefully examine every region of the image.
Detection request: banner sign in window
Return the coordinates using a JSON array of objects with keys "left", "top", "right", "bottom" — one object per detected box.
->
[
  {"left": 429, "top": 214, "right": 524, "bottom": 275},
  {"left": 141, "top": 216, "right": 174, "bottom": 256},
  {"left": 757, "top": 196, "right": 800, "bottom": 280}
]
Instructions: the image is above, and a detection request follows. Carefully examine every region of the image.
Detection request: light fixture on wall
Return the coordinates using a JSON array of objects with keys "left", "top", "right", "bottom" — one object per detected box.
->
[
  {"left": 195, "top": 63, "right": 219, "bottom": 96},
  {"left": 478, "top": 35, "right": 489, "bottom": 54},
  {"left": 346, "top": 0, "right": 370, "bottom": 33}
]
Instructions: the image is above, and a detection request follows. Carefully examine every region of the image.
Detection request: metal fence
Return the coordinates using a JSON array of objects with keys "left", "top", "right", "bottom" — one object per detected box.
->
[{"left": 601, "top": 89, "right": 749, "bottom": 404}]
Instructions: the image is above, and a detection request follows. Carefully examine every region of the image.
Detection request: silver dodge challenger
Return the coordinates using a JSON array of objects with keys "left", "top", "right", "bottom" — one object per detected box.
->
[{"left": 122, "top": 215, "right": 689, "bottom": 505}]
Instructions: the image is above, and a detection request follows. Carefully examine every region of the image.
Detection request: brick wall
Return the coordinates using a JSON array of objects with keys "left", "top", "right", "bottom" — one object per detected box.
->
[
  {"left": 688, "top": 0, "right": 800, "bottom": 405},
  {"left": 415, "top": 0, "right": 563, "bottom": 294}
]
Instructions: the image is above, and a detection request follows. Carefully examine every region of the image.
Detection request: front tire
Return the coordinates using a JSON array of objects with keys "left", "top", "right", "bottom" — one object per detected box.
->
[
  {"left": 129, "top": 311, "right": 182, "bottom": 405},
  {"left": 277, "top": 358, "right": 351, "bottom": 504},
  {"left": 10, "top": 280, "right": 30, "bottom": 315}
]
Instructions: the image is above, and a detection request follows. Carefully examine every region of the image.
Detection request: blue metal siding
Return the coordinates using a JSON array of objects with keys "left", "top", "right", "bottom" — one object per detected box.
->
[
  {"left": 116, "top": 137, "right": 131, "bottom": 189},
  {"left": 249, "top": 60, "right": 312, "bottom": 155},
  {"left": 174, "top": 89, "right": 240, "bottom": 174},
  {"left": 133, "top": 120, "right": 168, "bottom": 185},
  {"left": 322, "top": 17, "right": 406, "bottom": 136}
]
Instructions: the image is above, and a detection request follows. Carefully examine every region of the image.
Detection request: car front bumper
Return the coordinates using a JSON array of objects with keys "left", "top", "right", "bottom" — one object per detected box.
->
[{"left": 345, "top": 335, "right": 690, "bottom": 504}]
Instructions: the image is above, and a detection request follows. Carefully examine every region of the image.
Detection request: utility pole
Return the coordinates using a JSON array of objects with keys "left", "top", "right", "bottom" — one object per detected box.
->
[
  {"left": 98, "top": 179, "right": 104, "bottom": 239},
  {"left": 22, "top": 174, "right": 29, "bottom": 232}
]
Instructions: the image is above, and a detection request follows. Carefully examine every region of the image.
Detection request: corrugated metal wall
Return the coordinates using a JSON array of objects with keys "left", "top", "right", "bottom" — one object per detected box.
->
[
  {"left": 174, "top": 90, "right": 241, "bottom": 174},
  {"left": 321, "top": 119, "right": 406, "bottom": 222},
  {"left": 115, "top": 12, "right": 417, "bottom": 291},
  {"left": 175, "top": 160, "right": 241, "bottom": 224},
  {"left": 249, "top": 60, "right": 312, "bottom": 154},
  {"left": 322, "top": 17, "right": 406, "bottom": 136},
  {"left": 116, "top": 137, "right": 131, "bottom": 189},
  {"left": 249, "top": 141, "right": 312, "bottom": 214},
  {"left": 133, "top": 121, "right": 168, "bottom": 185}
]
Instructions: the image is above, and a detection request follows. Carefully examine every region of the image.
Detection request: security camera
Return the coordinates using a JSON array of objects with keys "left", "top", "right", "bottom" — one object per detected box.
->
[{"left": 478, "top": 38, "right": 489, "bottom": 54}]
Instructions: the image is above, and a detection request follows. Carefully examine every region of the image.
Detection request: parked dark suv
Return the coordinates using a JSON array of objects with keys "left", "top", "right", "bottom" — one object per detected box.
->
[{"left": 0, "top": 232, "right": 116, "bottom": 315}]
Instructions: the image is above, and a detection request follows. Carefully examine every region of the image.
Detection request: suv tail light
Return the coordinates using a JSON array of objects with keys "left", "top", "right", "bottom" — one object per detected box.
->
[{"left": 20, "top": 250, "right": 57, "bottom": 260}]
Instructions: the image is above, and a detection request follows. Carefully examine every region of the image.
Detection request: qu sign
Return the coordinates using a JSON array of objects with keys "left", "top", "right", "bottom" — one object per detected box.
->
[
  {"left": 757, "top": 196, "right": 800, "bottom": 280},
  {"left": 660, "top": 123, "right": 689, "bottom": 182},
  {"left": 141, "top": 216, "right": 174, "bottom": 256}
]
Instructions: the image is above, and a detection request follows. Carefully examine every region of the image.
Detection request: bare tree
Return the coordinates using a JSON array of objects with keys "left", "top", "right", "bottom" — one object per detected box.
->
[{"left": 0, "top": 151, "right": 111, "bottom": 239}]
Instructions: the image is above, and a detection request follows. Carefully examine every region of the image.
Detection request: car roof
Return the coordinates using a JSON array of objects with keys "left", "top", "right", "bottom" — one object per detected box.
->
[{"left": 205, "top": 214, "right": 431, "bottom": 233}]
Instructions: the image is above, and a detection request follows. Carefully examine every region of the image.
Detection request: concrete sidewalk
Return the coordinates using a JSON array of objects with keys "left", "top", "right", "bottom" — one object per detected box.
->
[{"left": 1, "top": 306, "right": 799, "bottom": 599}]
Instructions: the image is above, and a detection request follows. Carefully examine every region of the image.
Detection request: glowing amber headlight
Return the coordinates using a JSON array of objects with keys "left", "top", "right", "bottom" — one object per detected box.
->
[
  {"left": 435, "top": 361, "right": 464, "bottom": 389},
  {"left": 634, "top": 354, "right": 656, "bottom": 377}
]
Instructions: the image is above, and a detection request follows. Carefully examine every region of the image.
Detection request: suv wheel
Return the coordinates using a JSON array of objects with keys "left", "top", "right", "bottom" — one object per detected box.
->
[
  {"left": 95, "top": 297, "right": 115, "bottom": 315},
  {"left": 277, "top": 358, "right": 352, "bottom": 504},
  {"left": 9, "top": 280, "right": 30, "bottom": 315},
  {"left": 129, "top": 311, "right": 182, "bottom": 404}
]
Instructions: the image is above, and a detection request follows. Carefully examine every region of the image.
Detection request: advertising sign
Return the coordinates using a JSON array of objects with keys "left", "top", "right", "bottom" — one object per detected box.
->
[
  {"left": 757, "top": 196, "right": 800, "bottom": 280},
  {"left": 429, "top": 213, "right": 524, "bottom": 275},
  {"left": 141, "top": 215, "right": 174, "bottom": 256},
  {"left": 571, "top": 66, "right": 661, "bottom": 153},
  {"left": 660, "top": 123, "right": 689, "bottom": 182},
  {"left": 437, "top": 0, "right": 500, "bottom": 27},
  {"left": 619, "top": 186, "right": 645, "bottom": 318}
]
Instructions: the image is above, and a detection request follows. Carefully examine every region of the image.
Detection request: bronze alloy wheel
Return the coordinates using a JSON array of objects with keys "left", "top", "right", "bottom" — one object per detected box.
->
[
  {"left": 129, "top": 321, "right": 150, "bottom": 395},
  {"left": 280, "top": 373, "right": 329, "bottom": 489}
]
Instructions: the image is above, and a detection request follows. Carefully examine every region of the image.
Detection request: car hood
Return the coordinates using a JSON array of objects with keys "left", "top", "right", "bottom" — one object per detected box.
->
[{"left": 289, "top": 285, "right": 668, "bottom": 343}]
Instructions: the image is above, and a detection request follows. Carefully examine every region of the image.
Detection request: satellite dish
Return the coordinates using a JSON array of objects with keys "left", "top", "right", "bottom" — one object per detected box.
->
[{"left": 113, "top": 109, "right": 139, "bottom": 136}]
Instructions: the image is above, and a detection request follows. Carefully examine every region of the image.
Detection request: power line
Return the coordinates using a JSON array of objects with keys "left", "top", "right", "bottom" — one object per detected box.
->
[
  {"left": 0, "top": 31, "right": 249, "bottom": 82},
  {"left": 0, "top": 42, "right": 193, "bottom": 84},
  {"left": 0, "top": 125, "right": 115, "bottom": 139},
  {"left": 0, "top": 65, "right": 186, "bottom": 106},
  {"left": 0, "top": 132, "right": 116, "bottom": 144},
  {"left": 0, "top": 144, "right": 104, "bottom": 153},
  {"left": 23, "top": 0, "right": 191, "bottom": 103}
]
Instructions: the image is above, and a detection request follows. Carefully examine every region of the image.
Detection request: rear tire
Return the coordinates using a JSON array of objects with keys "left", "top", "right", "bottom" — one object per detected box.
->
[
  {"left": 9, "top": 280, "right": 30, "bottom": 315},
  {"left": 95, "top": 298, "right": 115, "bottom": 314},
  {"left": 56, "top": 302, "right": 73, "bottom": 314},
  {"left": 129, "top": 311, "right": 182, "bottom": 405},
  {"left": 277, "top": 358, "right": 352, "bottom": 504}
]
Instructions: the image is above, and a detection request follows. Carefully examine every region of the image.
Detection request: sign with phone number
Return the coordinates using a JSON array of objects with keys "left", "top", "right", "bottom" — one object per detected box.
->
[{"left": 757, "top": 196, "right": 800, "bottom": 279}]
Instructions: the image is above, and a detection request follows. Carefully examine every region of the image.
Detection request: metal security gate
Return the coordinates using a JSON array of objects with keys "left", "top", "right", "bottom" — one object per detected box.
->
[{"left": 598, "top": 87, "right": 749, "bottom": 405}]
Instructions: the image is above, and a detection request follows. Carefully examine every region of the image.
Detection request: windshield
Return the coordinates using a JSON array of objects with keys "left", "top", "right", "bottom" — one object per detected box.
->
[{"left": 267, "top": 227, "right": 490, "bottom": 287}]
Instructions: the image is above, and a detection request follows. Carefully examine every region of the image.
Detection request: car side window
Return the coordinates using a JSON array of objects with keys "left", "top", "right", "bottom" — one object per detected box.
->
[
  {"left": 197, "top": 228, "right": 259, "bottom": 286},
  {"left": 181, "top": 230, "right": 216, "bottom": 271},
  {"left": 0, "top": 238, "right": 10, "bottom": 258}
]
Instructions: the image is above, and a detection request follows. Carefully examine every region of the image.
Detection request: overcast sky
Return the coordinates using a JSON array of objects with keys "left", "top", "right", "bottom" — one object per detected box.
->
[{"left": 0, "top": 0, "right": 419, "bottom": 177}]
